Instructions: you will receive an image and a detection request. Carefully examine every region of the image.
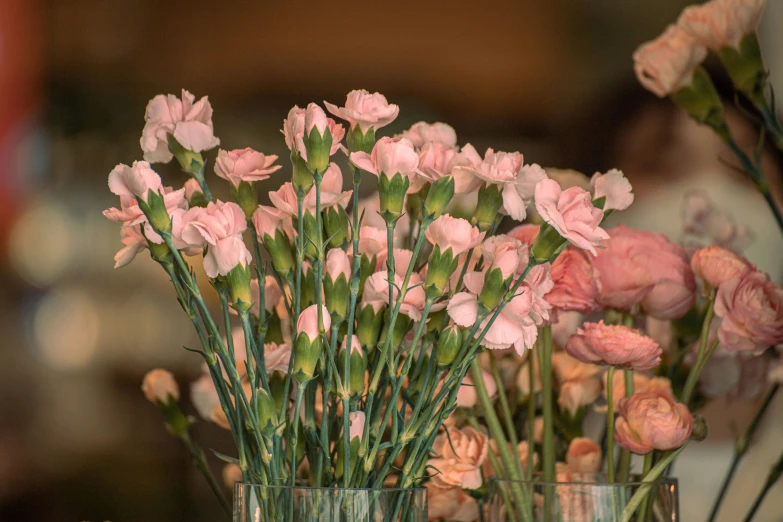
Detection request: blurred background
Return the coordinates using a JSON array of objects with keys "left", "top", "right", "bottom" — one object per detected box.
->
[{"left": 1, "top": 1, "right": 783, "bottom": 521}]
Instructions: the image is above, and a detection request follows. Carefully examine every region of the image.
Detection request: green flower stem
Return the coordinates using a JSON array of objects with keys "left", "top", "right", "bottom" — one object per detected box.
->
[
  {"left": 490, "top": 355, "right": 524, "bottom": 473},
  {"left": 606, "top": 365, "right": 617, "bottom": 483},
  {"left": 708, "top": 384, "right": 780, "bottom": 522},
  {"left": 741, "top": 445, "right": 783, "bottom": 522},
  {"left": 313, "top": 170, "right": 328, "bottom": 486},
  {"left": 526, "top": 358, "right": 536, "bottom": 481},
  {"left": 250, "top": 231, "right": 271, "bottom": 350},
  {"left": 181, "top": 432, "right": 231, "bottom": 518},
  {"left": 618, "top": 369, "right": 635, "bottom": 482},
  {"left": 536, "top": 325, "right": 555, "bottom": 522},
  {"left": 618, "top": 445, "right": 687, "bottom": 522},
  {"left": 637, "top": 452, "right": 654, "bottom": 522},
  {"left": 452, "top": 247, "right": 474, "bottom": 295},
  {"left": 682, "top": 294, "right": 717, "bottom": 405}
]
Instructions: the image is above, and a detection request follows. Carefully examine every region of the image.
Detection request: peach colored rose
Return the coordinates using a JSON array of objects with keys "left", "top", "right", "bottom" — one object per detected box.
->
[
  {"left": 590, "top": 169, "right": 634, "bottom": 211},
  {"left": 534, "top": 179, "right": 608, "bottom": 255},
  {"left": 691, "top": 245, "right": 753, "bottom": 289},
  {"left": 602, "top": 371, "right": 673, "bottom": 410},
  {"left": 401, "top": 121, "right": 457, "bottom": 148},
  {"left": 108, "top": 161, "right": 163, "bottom": 203},
  {"left": 214, "top": 148, "right": 281, "bottom": 187},
  {"left": 325, "top": 89, "right": 399, "bottom": 132},
  {"left": 426, "top": 482, "right": 479, "bottom": 522},
  {"left": 546, "top": 246, "right": 601, "bottom": 314},
  {"left": 566, "top": 321, "right": 662, "bottom": 371},
  {"left": 142, "top": 369, "right": 179, "bottom": 404},
  {"left": 282, "top": 105, "right": 345, "bottom": 160},
  {"left": 141, "top": 89, "right": 220, "bottom": 163},
  {"left": 592, "top": 225, "right": 696, "bottom": 320},
  {"left": 714, "top": 271, "right": 783, "bottom": 352},
  {"left": 269, "top": 163, "right": 352, "bottom": 216},
  {"left": 457, "top": 368, "right": 498, "bottom": 408},
  {"left": 350, "top": 136, "right": 419, "bottom": 181},
  {"left": 678, "top": 0, "right": 766, "bottom": 50},
  {"left": 633, "top": 25, "right": 707, "bottom": 98},
  {"left": 114, "top": 226, "right": 147, "bottom": 269},
  {"left": 553, "top": 352, "right": 602, "bottom": 416},
  {"left": 425, "top": 214, "right": 483, "bottom": 257},
  {"left": 296, "top": 304, "right": 331, "bottom": 341},
  {"left": 428, "top": 426, "right": 488, "bottom": 489},
  {"left": 566, "top": 437, "right": 602, "bottom": 473},
  {"left": 615, "top": 391, "right": 693, "bottom": 454},
  {"left": 180, "top": 201, "right": 253, "bottom": 278}
]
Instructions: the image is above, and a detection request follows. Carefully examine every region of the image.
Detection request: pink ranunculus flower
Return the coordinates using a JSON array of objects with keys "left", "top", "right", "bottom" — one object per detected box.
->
[
  {"left": 678, "top": 0, "right": 766, "bottom": 50},
  {"left": 114, "top": 226, "right": 148, "bottom": 269},
  {"left": 425, "top": 214, "right": 483, "bottom": 256},
  {"left": 508, "top": 223, "right": 541, "bottom": 246},
  {"left": 296, "top": 304, "right": 331, "bottom": 341},
  {"left": 324, "top": 89, "right": 399, "bottom": 132},
  {"left": 282, "top": 105, "right": 345, "bottom": 161},
  {"left": 691, "top": 245, "right": 753, "bottom": 289},
  {"left": 592, "top": 225, "right": 696, "bottom": 320},
  {"left": 546, "top": 246, "right": 601, "bottom": 314},
  {"left": 349, "top": 411, "right": 365, "bottom": 441},
  {"left": 140, "top": 89, "right": 220, "bottom": 163},
  {"left": 566, "top": 321, "right": 662, "bottom": 371},
  {"left": 269, "top": 163, "right": 352, "bottom": 216},
  {"left": 428, "top": 426, "right": 488, "bottom": 489},
  {"left": 566, "top": 437, "right": 602, "bottom": 473},
  {"left": 590, "top": 169, "right": 634, "bottom": 211},
  {"left": 481, "top": 234, "right": 529, "bottom": 279},
  {"left": 633, "top": 25, "right": 708, "bottom": 98},
  {"left": 457, "top": 368, "right": 498, "bottom": 408},
  {"left": 325, "top": 248, "right": 351, "bottom": 281},
  {"left": 401, "top": 121, "right": 457, "bottom": 149},
  {"left": 180, "top": 201, "right": 253, "bottom": 278},
  {"left": 602, "top": 371, "right": 674, "bottom": 411},
  {"left": 361, "top": 272, "right": 429, "bottom": 322},
  {"left": 615, "top": 391, "right": 693, "bottom": 454},
  {"left": 714, "top": 271, "right": 783, "bottom": 352},
  {"left": 108, "top": 161, "right": 163, "bottom": 203},
  {"left": 350, "top": 136, "right": 419, "bottom": 181},
  {"left": 426, "top": 482, "right": 479, "bottom": 522},
  {"left": 142, "top": 369, "right": 180, "bottom": 404},
  {"left": 535, "top": 178, "right": 608, "bottom": 255},
  {"left": 214, "top": 148, "right": 281, "bottom": 187}
]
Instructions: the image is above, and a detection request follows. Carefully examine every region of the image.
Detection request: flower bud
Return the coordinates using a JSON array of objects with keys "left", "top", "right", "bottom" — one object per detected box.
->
[
  {"left": 230, "top": 181, "right": 259, "bottom": 221},
  {"left": 670, "top": 67, "right": 725, "bottom": 132},
  {"left": 227, "top": 263, "right": 253, "bottom": 314},
  {"left": 295, "top": 211, "right": 321, "bottom": 259},
  {"left": 291, "top": 150, "right": 313, "bottom": 192},
  {"left": 426, "top": 308, "right": 450, "bottom": 334},
  {"left": 378, "top": 173, "right": 410, "bottom": 224},
  {"left": 436, "top": 325, "right": 462, "bottom": 367},
  {"left": 530, "top": 222, "right": 567, "bottom": 263},
  {"left": 425, "top": 245, "right": 459, "bottom": 298},
  {"left": 324, "top": 205, "right": 351, "bottom": 248},
  {"left": 253, "top": 206, "right": 295, "bottom": 275},
  {"left": 142, "top": 369, "right": 180, "bottom": 404},
  {"left": 479, "top": 267, "right": 506, "bottom": 310},
  {"left": 472, "top": 183, "right": 503, "bottom": 231},
  {"left": 359, "top": 254, "right": 377, "bottom": 296},
  {"left": 300, "top": 263, "right": 317, "bottom": 309},
  {"left": 325, "top": 249, "right": 351, "bottom": 322},
  {"left": 184, "top": 179, "right": 208, "bottom": 208},
  {"left": 304, "top": 103, "right": 333, "bottom": 174},
  {"left": 138, "top": 189, "right": 173, "bottom": 234},
  {"left": 266, "top": 309, "right": 285, "bottom": 345},
  {"left": 347, "top": 125, "right": 376, "bottom": 154},
  {"left": 335, "top": 411, "right": 365, "bottom": 479},
  {"left": 339, "top": 336, "right": 367, "bottom": 397},
  {"left": 379, "top": 314, "right": 413, "bottom": 352},
  {"left": 691, "top": 414, "right": 708, "bottom": 443},
  {"left": 356, "top": 303, "right": 385, "bottom": 350},
  {"left": 256, "top": 387, "right": 279, "bottom": 436},
  {"left": 423, "top": 175, "right": 455, "bottom": 219},
  {"left": 294, "top": 305, "right": 330, "bottom": 384}
]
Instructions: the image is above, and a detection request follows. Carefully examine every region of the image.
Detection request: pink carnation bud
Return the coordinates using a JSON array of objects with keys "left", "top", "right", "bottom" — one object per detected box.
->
[
  {"left": 615, "top": 391, "right": 693, "bottom": 454},
  {"left": 296, "top": 304, "right": 331, "bottom": 341},
  {"left": 304, "top": 103, "right": 329, "bottom": 136},
  {"left": 633, "top": 25, "right": 707, "bottom": 98},
  {"left": 566, "top": 321, "right": 662, "bottom": 371},
  {"left": 325, "top": 248, "right": 351, "bottom": 281},
  {"left": 325, "top": 89, "right": 399, "bottom": 132},
  {"left": 141, "top": 369, "right": 179, "bottom": 404},
  {"left": 691, "top": 245, "right": 753, "bottom": 289}
]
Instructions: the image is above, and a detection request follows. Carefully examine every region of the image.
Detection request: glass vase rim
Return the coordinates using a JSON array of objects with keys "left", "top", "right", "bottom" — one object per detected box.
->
[
  {"left": 488, "top": 475, "right": 678, "bottom": 487},
  {"left": 233, "top": 483, "right": 427, "bottom": 493}
]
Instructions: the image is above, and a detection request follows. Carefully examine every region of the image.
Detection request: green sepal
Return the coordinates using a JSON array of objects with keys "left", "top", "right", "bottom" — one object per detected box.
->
[
  {"left": 425, "top": 245, "right": 459, "bottom": 298},
  {"left": 226, "top": 263, "right": 253, "bottom": 314},
  {"left": 293, "top": 334, "right": 322, "bottom": 385},
  {"left": 356, "top": 303, "right": 385, "bottom": 351},
  {"left": 347, "top": 126, "right": 376, "bottom": 154},
  {"left": 263, "top": 230, "right": 295, "bottom": 275},
  {"left": 325, "top": 273, "right": 350, "bottom": 322},
  {"left": 324, "top": 205, "right": 351, "bottom": 248},
  {"left": 231, "top": 181, "right": 259, "bottom": 221},
  {"left": 167, "top": 134, "right": 205, "bottom": 175},
  {"left": 304, "top": 126, "right": 333, "bottom": 174},
  {"left": 670, "top": 67, "right": 725, "bottom": 131},
  {"left": 716, "top": 33, "right": 767, "bottom": 103},
  {"left": 472, "top": 183, "right": 503, "bottom": 231},
  {"left": 479, "top": 267, "right": 506, "bottom": 310},
  {"left": 530, "top": 222, "right": 567, "bottom": 263},
  {"left": 291, "top": 151, "right": 313, "bottom": 192},
  {"left": 423, "top": 176, "right": 455, "bottom": 219},
  {"left": 378, "top": 172, "right": 410, "bottom": 223}
]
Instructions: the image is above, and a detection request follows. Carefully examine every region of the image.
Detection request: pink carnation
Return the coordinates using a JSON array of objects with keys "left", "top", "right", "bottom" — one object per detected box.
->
[
  {"left": 296, "top": 304, "right": 331, "bottom": 341},
  {"left": 114, "top": 225, "right": 148, "bottom": 269},
  {"left": 566, "top": 321, "right": 662, "bottom": 371},
  {"left": 324, "top": 89, "right": 399, "bottom": 132},
  {"left": 282, "top": 105, "right": 345, "bottom": 161},
  {"left": 350, "top": 136, "right": 419, "bottom": 181},
  {"left": 633, "top": 25, "right": 707, "bottom": 98},
  {"left": 481, "top": 234, "right": 529, "bottom": 279},
  {"left": 402, "top": 121, "right": 457, "bottom": 148},
  {"left": 180, "top": 201, "right": 253, "bottom": 278},
  {"left": 107, "top": 161, "right": 163, "bottom": 203},
  {"left": 268, "top": 163, "right": 352, "bottom": 216},
  {"left": 678, "top": 0, "right": 766, "bottom": 50},
  {"left": 590, "top": 169, "right": 634, "bottom": 211},
  {"left": 535, "top": 179, "right": 609, "bottom": 255},
  {"left": 425, "top": 214, "right": 483, "bottom": 257},
  {"left": 214, "top": 148, "right": 281, "bottom": 187}
]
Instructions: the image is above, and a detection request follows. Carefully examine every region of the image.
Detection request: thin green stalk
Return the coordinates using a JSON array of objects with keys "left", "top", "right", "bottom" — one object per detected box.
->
[
  {"left": 537, "top": 326, "right": 555, "bottom": 522},
  {"left": 606, "top": 366, "right": 617, "bottom": 483},
  {"left": 618, "top": 445, "right": 687, "bottom": 522},
  {"left": 638, "top": 452, "right": 654, "bottom": 522},
  {"left": 526, "top": 356, "right": 536, "bottom": 481},
  {"left": 682, "top": 294, "right": 716, "bottom": 405},
  {"left": 741, "top": 447, "right": 783, "bottom": 522},
  {"left": 618, "top": 369, "right": 635, "bottom": 482},
  {"left": 181, "top": 433, "right": 232, "bottom": 517},
  {"left": 467, "top": 417, "right": 520, "bottom": 522}
]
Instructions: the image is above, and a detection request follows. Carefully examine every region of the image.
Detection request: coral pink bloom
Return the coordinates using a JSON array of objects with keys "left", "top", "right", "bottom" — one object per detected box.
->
[
  {"left": 566, "top": 321, "right": 662, "bottom": 371},
  {"left": 401, "top": 121, "right": 457, "bottom": 148},
  {"left": 590, "top": 169, "right": 634, "bottom": 211},
  {"left": 552, "top": 352, "right": 602, "bottom": 416},
  {"left": 108, "top": 161, "right": 163, "bottom": 203},
  {"left": 566, "top": 437, "right": 602, "bottom": 473},
  {"left": 428, "top": 426, "right": 488, "bottom": 489},
  {"left": 678, "top": 0, "right": 766, "bottom": 50},
  {"left": 426, "top": 482, "right": 479, "bottom": 522},
  {"left": 214, "top": 148, "right": 281, "bottom": 187},
  {"left": 349, "top": 411, "right": 365, "bottom": 441},
  {"left": 350, "top": 136, "right": 419, "bottom": 181},
  {"left": 141, "top": 89, "right": 220, "bottom": 163},
  {"left": 535, "top": 179, "right": 608, "bottom": 255},
  {"left": 296, "top": 304, "right": 331, "bottom": 341},
  {"left": 615, "top": 391, "right": 693, "bottom": 454},
  {"left": 114, "top": 225, "right": 148, "bottom": 269},
  {"left": 269, "top": 163, "right": 352, "bottom": 216},
  {"left": 361, "top": 272, "right": 429, "bottom": 322},
  {"left": 546, "top": 246, "right": 601, "bottom": 314},
  {"left": 324, "top": 89, "right": 399, "bottom": 132},
  {"left": 592, "top": 225, "right": 696, "bottom": 320},
  {"left": 180, "top": 201, "right": 253, "bottom": 278},
  {"left": 508, "top": 223, "right": 541, "bottom": 246},
  {"left": 457, "top": 369, "right": 498, "bottom": 408},
  {"left": 633, "top": 25, "right": 708, "bottom": 98},
  {"left": 282, "top": 105, "right": 345, "bottom": 160},
  {"left": 325, "top": 248, "right": 351, "bottom": 281},
  {"left": 602, "top": 371, "right": 673, "bottom": 410},
  {"left": 691, "top": 245, "right": 753, "bottom": 289},
  {"left": 482, "top": 234, "right": 529, "bottom": 279},
  {"left": 425, "top": 214, "right": 483, "bottom": 256},
  {"left": 714, "top": 271, "right": 783, "bottom": 352},
  {"left": 142, "top": 369, "right": 180, "bottom": 404}
]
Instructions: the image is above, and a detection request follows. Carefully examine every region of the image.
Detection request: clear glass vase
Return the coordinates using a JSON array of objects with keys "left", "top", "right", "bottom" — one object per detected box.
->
[
  {"left": 233, "top": 484, "right": 427, "bottom": 522},
  {"left": 487, "top": 474, "right": 678, "bottom": 522}
]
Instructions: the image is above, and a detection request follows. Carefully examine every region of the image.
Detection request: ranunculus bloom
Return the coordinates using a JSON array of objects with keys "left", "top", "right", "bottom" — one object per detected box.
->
[
  {"left": 566, "top": 437, "right": 602, "bottom": 473},
  {"left": 615, "top": 391, "right": 693, "bottom": 454},
  {"left": 140, "top": 89, "right": 220, "bottom": 163},
  {"left": 180, "top": 201, "right": 253, "bottom": 278},
  {"left": 566, "top": 321, "right": 662, "bottom": 371},
  {"left": 633, "top": 25, "right": 708, "bottom": 98},
  {"left": 362, "top": 272, "right": 429, "bottom": 321},
  {"left": 483, "top": 440, "right": 538, "bottom": 478},
  {"left": 350, "top": 136, "right": 419, "bottom": 181},
  {"left": 590, "top": 169, "right": 634, "bottom": 211},
  {"left": 325, "top": 248, "right": 351, "bottom": 281},
  {"left": 602, "top": 371, "right": 674, "bottom": 410},
  {"left": 108, "top": 161, "right": 163, "bottom": 203},
  {"left": 349, "top": 411, "right": 365, "bottom": 441},
  {"left": 691, "top": 245, "right": 753, "bottom": 289},
  {"left": 678, "top": 0, "right": 766, "bottom": 50},
  {"left": 325, "top": 89, "right": 399, "bottom": 132},
  {"left": 546, "top": 246, "right": 601, "bottom": 314},
  {"left": 282, "top": 105, "right": 345, "bottom": 160},
  {"left": 268, "top": 163, "right": 353, "bottom": 217},
  {"left": 508, "top": 223, "right": 541, "bottom": 246},
  {"left": 296, "top": 304, "right": 331, "bottom": 341},
  {"left": 401, "top": 121, "right": 457, "bottom": 148},
  {"left": 426, "top": 482, "right": 479, "bottom": 522},
  {"left": 457, "top": 369, "right": 498, "bottom": 408},
  {"left": 552, "top": 352, "right": 602, "bottom": 416},
  {"left": 264, "top": 342, "right": 292, "bottom": 375},
  {"left": 428, "top": 426, "right": 488, "bottom": 489},
  {"left": 535, "top": 179, "right": 609, "bottom": 255},
  {"left": 714, "top": 271, "right": 783, "bottom": 352},
  {"left": 592, "top": 225, "right": 696, "bottom": 320},
  {"left": 114, "top": 226, "right": 148, "bottom": 269},
  {"left": 214, "top": 148, "right": 281, "bottom": 187},
  {"left": 481, "top": 234, "right": 529, "bottom": 279},
  {"left": 142, "top": 369, "right": 179, "bottom": 403},
  {"left": 425, "top": 214, "right": 483, "bottom": 256}
]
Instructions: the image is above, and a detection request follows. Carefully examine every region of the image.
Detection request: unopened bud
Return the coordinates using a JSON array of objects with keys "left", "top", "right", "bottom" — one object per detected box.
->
[
  {"left": 324, "top": 206, "right": 351, "bottom": 248},
  {"left": 425, "top": 245, "right": 459, "bottom": 298},
  {"left": 691, "top": 414, "right": 708, "bottom": 443},
  {"left": 256, "top": 387, "right": 279, "bottom": 436},
  {"left": 716, "top": 33, "right": 765, "bottom": 103},
  {"left": 226, "top": 263, "right": 253, "bottom": 314},
  {"left": 291, "top": 151, "right": 313, "bottom": 192},
  {"left": 347, "top": 126, "right": 375, "bottom": 154},
  {"left": 670, "top": 67, "right": 725, "bottom": 132},
  {"left": 378, "top": 173, "right": 410, "bottom": 224},
  {"left": 167, "top": 134, "right": 205, "bottom": 176},
  {"left": 356, "top": 303, "right": 385, "bottom": 350},
  {"left": 472, "top": 183, "right": 503, "bottom": 231},
  {"left": 293, "top": 333, "right": 322, "bottom": 384},
  {"left": 423, "top": 176, "right": 455, "bottom": 219},
  {"left": 339, "top": 336, "right": 367, "bottom": 396},
  {"left": 530, "top": 223, "right": 567, "bottom": 263},
  {"left": 479, "top": 267, "right": 506, "bottom": 310},
  {"left": 436, "top": 325, "right": 462, "bottom": 367}
]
